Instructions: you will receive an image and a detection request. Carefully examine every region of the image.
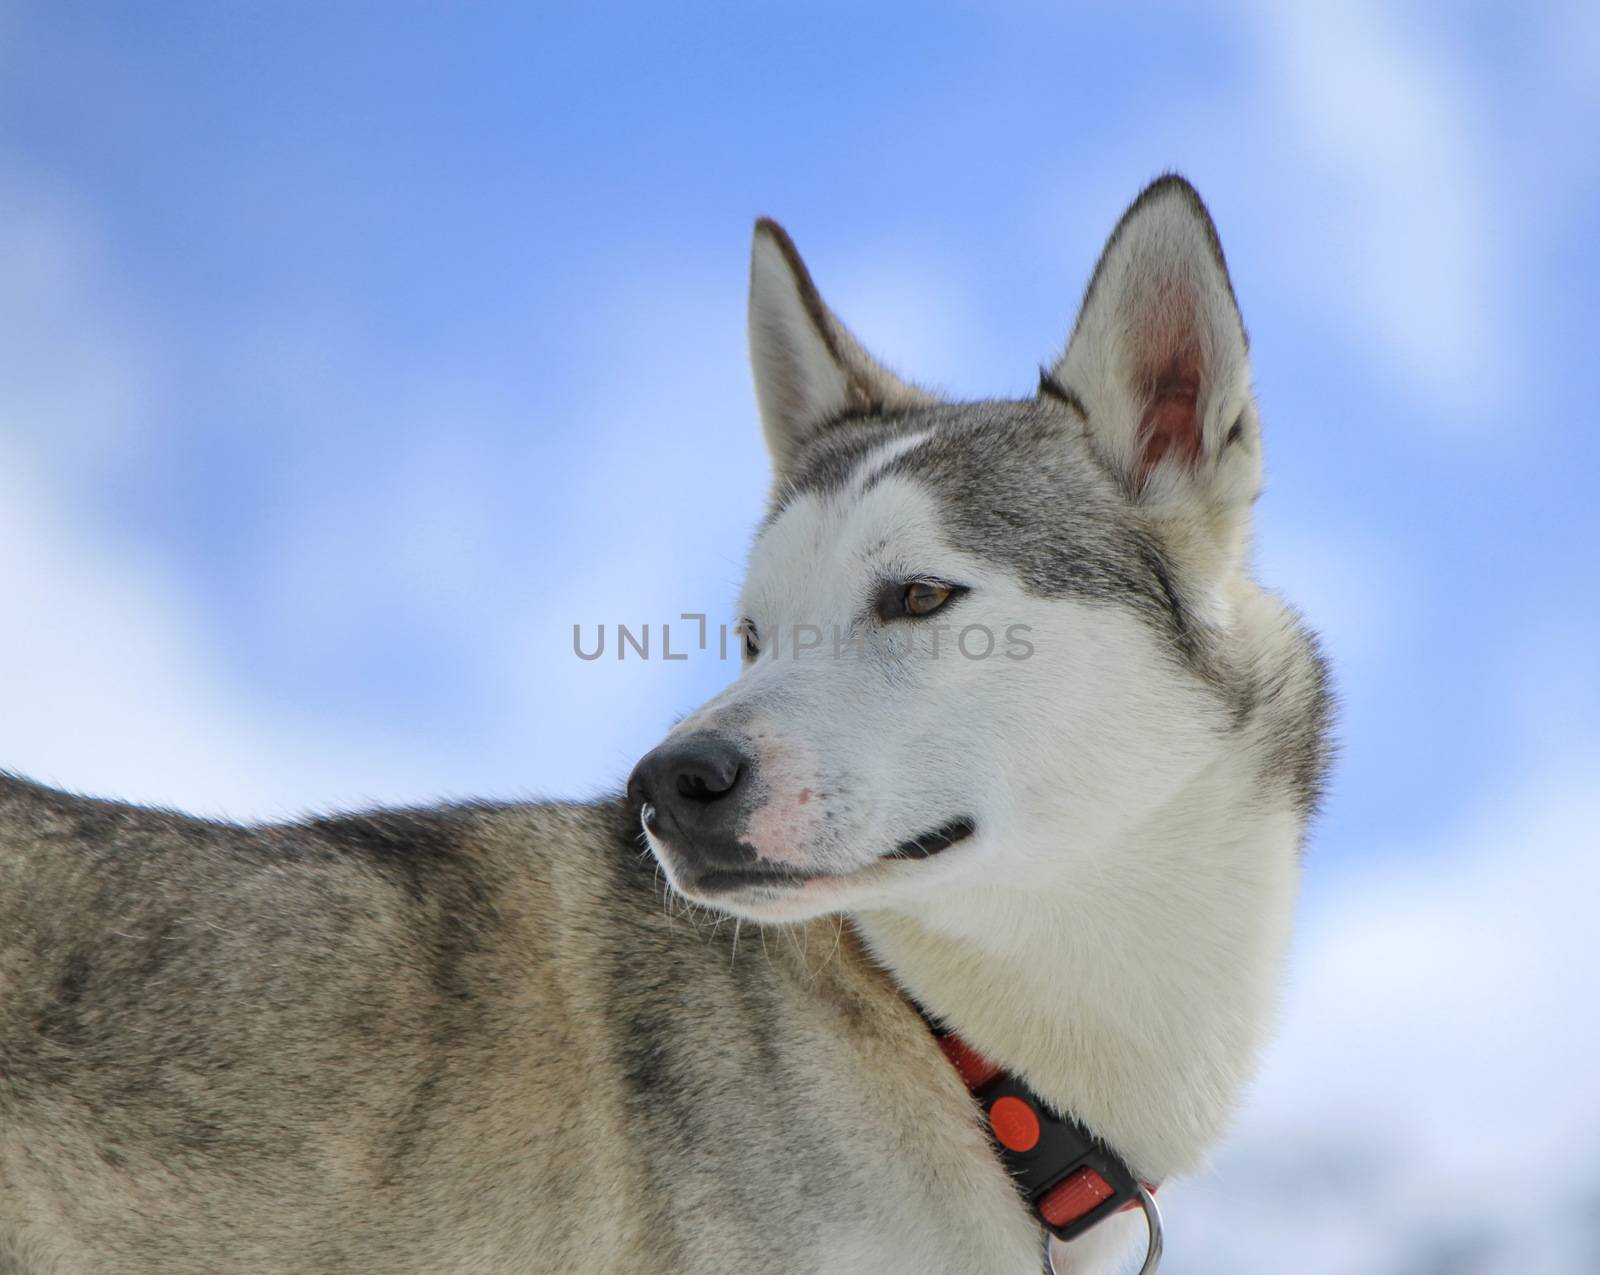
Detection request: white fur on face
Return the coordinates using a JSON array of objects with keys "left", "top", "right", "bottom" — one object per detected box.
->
[{"left": 658, "top": 464, "right": 1229, "bottom": 925}]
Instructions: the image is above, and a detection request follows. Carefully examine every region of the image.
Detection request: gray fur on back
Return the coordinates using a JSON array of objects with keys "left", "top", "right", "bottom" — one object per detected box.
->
[{"left": 0, "top": 776, "right": 984, "bottom": 1274}]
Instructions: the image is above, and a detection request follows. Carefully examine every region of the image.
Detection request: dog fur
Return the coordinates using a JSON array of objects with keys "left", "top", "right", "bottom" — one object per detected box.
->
[{"left": 0, "top": 175, "right": 1331, "bottom": 1274}]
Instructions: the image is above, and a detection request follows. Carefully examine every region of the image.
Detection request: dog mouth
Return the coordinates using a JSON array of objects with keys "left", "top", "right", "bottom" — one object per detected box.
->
[
  {"left": 887, "top": 816, "right": 977, "bottom": 861},
  {"left": 647, "top": 814, "right": 978, "bottom": 903},
  {"left": 694, "top": 817, "right": 978, "bottom": 886},
  {"left": 683, "top": 865, "right": 816, "bottom": 894}
]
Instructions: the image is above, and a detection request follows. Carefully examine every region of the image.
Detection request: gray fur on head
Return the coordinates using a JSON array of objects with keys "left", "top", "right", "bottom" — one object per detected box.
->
[{"left": 752, "top": 178, "right": 1263, "bottom": 582}]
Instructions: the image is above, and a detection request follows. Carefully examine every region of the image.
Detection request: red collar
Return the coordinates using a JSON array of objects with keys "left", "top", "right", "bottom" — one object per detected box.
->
[{"left": 929, "top": 1021, "right": 1160, "bottom": 1246}]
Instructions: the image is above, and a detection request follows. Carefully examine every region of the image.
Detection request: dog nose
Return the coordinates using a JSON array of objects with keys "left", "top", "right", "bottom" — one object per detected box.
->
[{"left": 627, "top": 735, "right": 749, "bottom": 836}]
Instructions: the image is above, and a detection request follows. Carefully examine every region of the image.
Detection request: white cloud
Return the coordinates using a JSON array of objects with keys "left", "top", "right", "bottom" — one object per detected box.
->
[
  {"left": 0, "top": 179, "right": 160, "bottom": 469},
  {"left": 0, "top": 430, "right": 455, "bottom": 818},
  {"left": 1495, "top": 618, "right": 1600, "bottom": 764},
  {"left": 1242, "top": 2, "right": 1513, "bottom": 426},
  {"left": 828, "top": 243, "right": 1008, "bottom": 400},
  {"left": 0, "top": 177, "right": 485, "bottom": 818},
  {"left": 1254, "top": 522, "right": 1419, "bottom": 674},
  {"left": 0, "top": 170, "right": 761, "bottom": 816},
  {"left": 483, "top": 267, "right": 766, "bottom": 795},
  {"left": 1167, "top": 749, "right": 1600, "bottom": 1273},
  {"left": 1547, "top": 0, "right": 1600, "bottom": 112}
]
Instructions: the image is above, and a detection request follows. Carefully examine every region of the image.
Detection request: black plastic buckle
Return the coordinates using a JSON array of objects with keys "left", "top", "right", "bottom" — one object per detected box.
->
[{"left": 974, "top": 1073, "right": 1143, "bottom": 1244}]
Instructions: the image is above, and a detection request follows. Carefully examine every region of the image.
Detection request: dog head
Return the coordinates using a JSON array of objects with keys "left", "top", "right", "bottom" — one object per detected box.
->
[{"left": 630, "top": 176, "right": 1324, "bottom": 923}]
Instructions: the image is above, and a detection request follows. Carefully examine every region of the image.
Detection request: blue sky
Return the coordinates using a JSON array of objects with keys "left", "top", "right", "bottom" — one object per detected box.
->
[{"left": 2, "top": 3, "right": 1597, "bottom": 1270}]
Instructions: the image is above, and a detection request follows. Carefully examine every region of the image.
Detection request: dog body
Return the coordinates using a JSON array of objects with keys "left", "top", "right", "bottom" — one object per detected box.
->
[
  {"left": 0, "top": 178, "right": 1331, "bottom": 1274},
  {"left": 0, "top": 791, "right": 1036, "bottom": 1273}
]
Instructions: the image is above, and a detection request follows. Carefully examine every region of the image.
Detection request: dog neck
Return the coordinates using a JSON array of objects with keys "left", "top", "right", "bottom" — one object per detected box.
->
[{"left": 850, "top": 751, "right": 1301, "bottom": 1181}]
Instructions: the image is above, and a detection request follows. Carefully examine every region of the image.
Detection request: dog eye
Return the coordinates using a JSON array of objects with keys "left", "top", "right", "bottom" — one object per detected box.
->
[
  {"left": 878, "top": 579, "right": 966, "bottom": 621},
  {"left": 905, "top": 582, "right": 952, "bottom": 616},
  {"left": 739, "top": 620, "right": 759, "bottom": 661}
]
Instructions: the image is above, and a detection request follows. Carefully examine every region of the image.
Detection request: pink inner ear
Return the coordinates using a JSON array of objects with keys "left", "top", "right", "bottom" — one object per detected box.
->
[{"left": 1137, "top": 357, "right": 1203, "bottom": 481}]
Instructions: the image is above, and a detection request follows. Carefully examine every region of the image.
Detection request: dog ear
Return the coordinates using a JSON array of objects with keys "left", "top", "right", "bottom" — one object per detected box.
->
[
  {"left": 1048, "top": 177, "right": 1261, "bottom": 561},
  {"left": 748, "top": 219, "right": 933, "bottom": 477}
]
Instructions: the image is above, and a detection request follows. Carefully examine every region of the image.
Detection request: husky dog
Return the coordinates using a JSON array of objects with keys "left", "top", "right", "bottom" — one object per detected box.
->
[{"left": 0, "top": 176, "right": 1330, "bottom": 1274}]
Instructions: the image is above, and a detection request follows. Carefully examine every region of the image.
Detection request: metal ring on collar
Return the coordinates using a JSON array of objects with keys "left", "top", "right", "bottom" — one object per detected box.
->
[{"left": 1043, "top": 1184, "right": 1163, "bottom": 1275}]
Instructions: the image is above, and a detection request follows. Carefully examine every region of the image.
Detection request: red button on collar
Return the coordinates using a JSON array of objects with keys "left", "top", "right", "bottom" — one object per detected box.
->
[{"left": 988, "top": 1095, "right": 1042, "bottom": 1153}]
